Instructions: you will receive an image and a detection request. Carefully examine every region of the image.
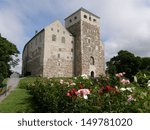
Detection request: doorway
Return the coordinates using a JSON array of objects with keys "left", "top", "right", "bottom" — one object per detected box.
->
[{"left": 91, "top": 71, "right": 94, "bottom": 77}]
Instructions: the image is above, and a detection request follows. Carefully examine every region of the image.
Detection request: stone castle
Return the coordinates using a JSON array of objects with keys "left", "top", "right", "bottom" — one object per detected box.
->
[{"left": 22, "top": 8, "right": 105, "bottom": 77}]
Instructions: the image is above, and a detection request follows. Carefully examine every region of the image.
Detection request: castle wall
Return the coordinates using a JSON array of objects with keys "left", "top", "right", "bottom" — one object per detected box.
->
[
  {"left": 22, "top": 8, "right": 105, "bottom": 78},
  {"left": 43, "top": 21, "right": 74, "bottom": 77},
  {"left": 66, "top": 22, "right": 82, "bottom": 76},
  {"left": 81, "top": 21, "right": 105, "bottom": 77},
  {"left": 22, "top": 30, "right": 44, "bottom": 76}
]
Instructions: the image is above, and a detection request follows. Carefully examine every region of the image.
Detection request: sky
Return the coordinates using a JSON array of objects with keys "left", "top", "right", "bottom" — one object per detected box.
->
[{"left": 0, "top": 0, "right": 150, "bottom": 73}]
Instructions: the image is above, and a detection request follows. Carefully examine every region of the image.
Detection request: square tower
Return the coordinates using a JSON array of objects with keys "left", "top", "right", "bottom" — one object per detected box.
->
[{"left": 65, "top": 8, "right": 105, "bottom": 77}]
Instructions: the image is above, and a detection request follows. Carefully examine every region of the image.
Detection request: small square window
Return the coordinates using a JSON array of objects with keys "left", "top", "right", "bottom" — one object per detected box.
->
[
  {"left": 84, "top": 15, "right": 87, "bottom": 19},
  {"left": 71, "top": 48, "right": 73, "bottom": 52},
  {"left": 74, "top": 16, "right": 77, "bottom": 20},
  {"left": 69, "top": 19, "right": 72, "bottom": 23},
  {"left": 51, "top": 28, "right": 53, "bottom": 31},
  {"left": 57, "top": 29, "right": 59, "bottom": 32},
  {"left": 93, "top": 19, "right": 96, "bottom": 22}
]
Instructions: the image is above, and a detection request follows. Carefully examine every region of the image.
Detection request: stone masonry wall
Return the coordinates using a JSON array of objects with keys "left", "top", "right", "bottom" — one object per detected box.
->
[
  {"left": 67, "top": 21, "right": 82, "bottom": 76},
  {"left": 81, "top": 21, "right": 105, "bottom": 77}
]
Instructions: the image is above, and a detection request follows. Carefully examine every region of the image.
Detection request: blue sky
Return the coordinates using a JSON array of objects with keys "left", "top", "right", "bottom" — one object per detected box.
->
[{"left": 0, "top": 0, "right": 150, "bottom": 73}]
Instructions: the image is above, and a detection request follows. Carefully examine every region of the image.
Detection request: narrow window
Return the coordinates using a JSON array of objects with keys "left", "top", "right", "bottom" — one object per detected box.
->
[
  {"left": 71, "top": 48, "right": 73, "bottom": 52},
  {"left": 59, "top": 48, "right": 61, "bottom": 51},
  {"left": 69, "top": 19, "right": 72, "bottom": 23},
  {"left": 57, "top": 29, "right": 59, "bottom": 33},
  {"left": 84, "top": 15, "right": 87, "bottom": 19},
  {"left": 90, "top": 56, "right": 95, "bottom": 65},
  {"left": 88, "top": 39, "right": 91, "bottom": 43},
  {"left": 58, "top": 54, "right": 60, "bottom": 58},
  {"left": 63, "top": 31, "right": 65, "bottom": 34},
  {"left": 52, "top": 34, "right": 56, "bottom": 41},
  {"left": 89, "top": 17, "right": 91, "bottom": 21},
  {"left": 61, "top": 36, "right": 65, "bottom": 43},
  {"left": 51, "top": 28, "right": 53, "bottom": 31}
]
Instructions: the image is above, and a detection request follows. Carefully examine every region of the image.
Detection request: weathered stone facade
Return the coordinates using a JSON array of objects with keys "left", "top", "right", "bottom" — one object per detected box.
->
[{"left": 22, "top": 8, "right": 105, "bottom": 77}]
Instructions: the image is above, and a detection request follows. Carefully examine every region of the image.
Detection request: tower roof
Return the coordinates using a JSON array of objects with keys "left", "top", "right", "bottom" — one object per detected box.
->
[{"left": 65, "top": 7, "right": 100, "bottom": 20}]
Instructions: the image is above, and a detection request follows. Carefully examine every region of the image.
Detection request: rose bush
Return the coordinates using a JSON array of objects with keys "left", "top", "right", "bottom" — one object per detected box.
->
[{"left": 26, "top": 73, "right": 150, "bottom": 113}]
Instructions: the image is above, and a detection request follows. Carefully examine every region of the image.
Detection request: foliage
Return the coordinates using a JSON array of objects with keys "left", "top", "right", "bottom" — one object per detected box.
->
[
  {"left": 134, "top": 72, "right": 150, "bottom": 88},
  {"left": 0, "top": 35, "right": 19, "bottom": 82},
  {"left": 106, "top": 50, "right": 142, "bottom": 80},
  {"left": 140, "top": 57, "right": 150, "bottom": 71},
  {"left": 18, "top": 77, "right": 37, "bottom": 89},
  {"left": 26, "top": 73, "right": 150, "bottom": 113}
]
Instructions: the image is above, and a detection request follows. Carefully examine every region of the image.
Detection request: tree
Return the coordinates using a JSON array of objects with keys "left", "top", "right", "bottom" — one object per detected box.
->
[
  {"left": 0, "top": 34, "right": 19, "bottom": 82},
  {"left": 106, "top": 50, "right": 142, "bottom": 80},
  {"left": 140, "top": 57, "right": 150, "bottom": 70}
]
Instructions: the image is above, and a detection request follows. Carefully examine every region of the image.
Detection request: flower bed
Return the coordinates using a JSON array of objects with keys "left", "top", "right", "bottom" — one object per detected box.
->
[{"left": 26, "top": 73, "right": 150, "bottom": 113}]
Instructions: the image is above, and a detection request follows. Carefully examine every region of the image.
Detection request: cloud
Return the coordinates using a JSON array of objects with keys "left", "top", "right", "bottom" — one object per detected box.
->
[{"left": 0, "top": 0, "right": 150, "bottom": 73}]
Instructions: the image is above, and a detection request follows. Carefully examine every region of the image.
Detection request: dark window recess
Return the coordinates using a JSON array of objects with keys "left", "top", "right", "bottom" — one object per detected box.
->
[
  {"left": 59, "top": 48, "right": 61, "bottom": 51},
  {"left": 71, "top": 48, "right": 73, "bottom": 52},
  {"left": 90, "top": 56, "right": 95, "bottom": 65},
  {"left": 93, "top": 19, "right": 96, "bottom": 22},
  {"left": 74, "top": 16, "right": 77, "bottom": 20},
  {"left": 61, "top": 37, "right": 65, "bottom": 43},
  {"left": 88, "top": 39, "right": 91, "bottom": 43},
  {"left": 89, "top": 17, "right": 91, "bottom": 21},
  {"left": 52, "top": 34, "right": 56, "bottom": 41},
  {"left": 57, "top": 29, "right": 59, "bottom": 32},
  {"left": 58, "top": 54, "right": 60, "bottom": 58},
  {"left": 84, "top": 15, "right": 87, "bottom": 19},
  {"left": 69, "top": 19, "right": 72, "bottom": 22}
]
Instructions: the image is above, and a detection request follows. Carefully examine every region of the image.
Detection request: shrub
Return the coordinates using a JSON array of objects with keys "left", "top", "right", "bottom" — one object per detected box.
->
[{"left": 26, "top": 73, "right": 150, "bottom": 113}]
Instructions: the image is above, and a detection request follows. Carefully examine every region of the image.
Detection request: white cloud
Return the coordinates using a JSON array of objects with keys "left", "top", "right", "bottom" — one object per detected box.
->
[{"left": 0, "top": 0, "right": 150, "bottom": 73}]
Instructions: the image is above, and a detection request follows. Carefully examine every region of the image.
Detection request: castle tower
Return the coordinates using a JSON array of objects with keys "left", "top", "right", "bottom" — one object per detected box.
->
[{"left": 65, "top": 8, "right": 105, "bottom": 77}]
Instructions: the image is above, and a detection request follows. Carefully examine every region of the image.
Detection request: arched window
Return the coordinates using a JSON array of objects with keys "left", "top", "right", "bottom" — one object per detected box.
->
[
  {"left": 91, "top": 71, "right": 94, "bottom": 77},
  {"left": 90, "top": 56, "right": 95, "bottom": 65}
]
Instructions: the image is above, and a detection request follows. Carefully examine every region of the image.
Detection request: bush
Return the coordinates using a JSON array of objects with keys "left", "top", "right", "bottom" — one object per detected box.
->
[{"left": 26, "top": 74, "right": 150, "bottom": 113}]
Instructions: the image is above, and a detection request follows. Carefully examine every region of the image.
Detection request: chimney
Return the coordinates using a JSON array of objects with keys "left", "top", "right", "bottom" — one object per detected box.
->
[{"left": 35, "top": 30, "right": 38, "bottom": 35}]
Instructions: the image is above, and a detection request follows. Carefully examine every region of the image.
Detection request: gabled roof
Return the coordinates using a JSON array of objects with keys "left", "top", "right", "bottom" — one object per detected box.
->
[
  {"left": 65, "top": 7, "right": 100, "bottom": 20},
  {"left": 45, "top": 20, "right": 73, "bottom": 36},
  {"left": 23, "top": 20, "right": 73, "bottom": 54}
]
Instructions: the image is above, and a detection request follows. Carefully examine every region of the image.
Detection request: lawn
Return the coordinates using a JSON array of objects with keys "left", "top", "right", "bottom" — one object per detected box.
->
[
  {"left": 0, "top": 88, "right": 33, "bottom": 113},
  {"left": 0, "top": 77, "right": 36, "bottom": 113}
]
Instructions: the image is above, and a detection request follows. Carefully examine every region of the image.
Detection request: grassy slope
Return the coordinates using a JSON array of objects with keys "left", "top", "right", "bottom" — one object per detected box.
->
[{"left": 0, "top": 77, "right": 36, "bottom": 113}]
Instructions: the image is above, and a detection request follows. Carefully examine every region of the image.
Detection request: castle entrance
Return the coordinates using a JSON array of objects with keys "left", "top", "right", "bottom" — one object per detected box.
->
[{"left": 91, "top": 71, "right": 94, "bottom": 77}]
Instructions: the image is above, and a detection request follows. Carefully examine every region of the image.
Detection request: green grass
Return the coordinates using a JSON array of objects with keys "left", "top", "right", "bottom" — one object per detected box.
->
[
  {"left": 0, "top": 77, "right": 36, "bottom": 113},
  {"left": 0, "top": 88, "right": 33, "bottom": 113},
  {"left": 18, "top": 77, "right": 37, "bottom": 89}
]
